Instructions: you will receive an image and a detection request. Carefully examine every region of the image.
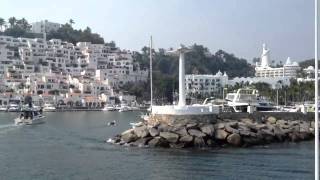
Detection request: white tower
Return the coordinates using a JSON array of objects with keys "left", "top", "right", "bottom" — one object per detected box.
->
[
  {"left": 261, "top": 43, "right": 270, "bottom": 67},
  {"left": 176, "top": 45, "right": 191, "bottom": 107}
]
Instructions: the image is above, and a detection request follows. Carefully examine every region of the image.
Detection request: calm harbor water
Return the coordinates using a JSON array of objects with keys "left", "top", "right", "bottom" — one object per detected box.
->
[{"left": 0, "top": 111, "right": 314, "bottom": 180}]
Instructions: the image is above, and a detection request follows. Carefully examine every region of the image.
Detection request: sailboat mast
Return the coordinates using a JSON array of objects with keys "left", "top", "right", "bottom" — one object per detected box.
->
[{"left": 150, "top": 36, "right": 153, "bottom": 111}]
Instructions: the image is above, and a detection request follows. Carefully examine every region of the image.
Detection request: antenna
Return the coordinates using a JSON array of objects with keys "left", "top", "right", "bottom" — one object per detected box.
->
[{"left": 150, "top": 36, "right": 153, "bottom": 112}]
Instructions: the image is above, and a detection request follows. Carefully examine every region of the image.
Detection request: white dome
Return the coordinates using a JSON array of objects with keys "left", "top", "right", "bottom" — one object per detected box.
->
[
  {"left": 216, "top": 70, "right": 222, "bottom": 76},
  {"left": 307, "top": 66, "right": 314, "bottom": 70},
  {"left": 292, "top": 62, "right": 298, "bottom": 66}
]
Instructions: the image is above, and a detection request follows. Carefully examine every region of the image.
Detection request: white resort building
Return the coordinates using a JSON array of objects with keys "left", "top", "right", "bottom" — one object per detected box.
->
[
  {"left": 185, "top": 71, "right": 228, "bottom": 97},
  {"left": 255, "top": 44, "right": 300, "bottom": 78},
  {"left": 31, "top": 20, "right": 61, "bottom": 34}
]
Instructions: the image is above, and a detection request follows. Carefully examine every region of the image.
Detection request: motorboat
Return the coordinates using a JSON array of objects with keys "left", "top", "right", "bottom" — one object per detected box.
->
[
  {"left": 118, "top": 104, "right": 131, "bottom": 112},
  {"left": 0, "top": 105, "right": 7, "bottom": 111},
  {"left": 43, "top": 103, "right": 56, "bottom": 112},
  {"left": 7, "top": 103, "right": 20, "bottom": 112},
  {"left": 102, "top": 105, "right": 116, "bottom": 111},
  {"left": 256, "top": 98, "right": 276, "bottom": 112},
  {"left": 14, "top": 107, "right": 45, "bottom": 125},
  {"left": 225, "top": 88, "right": 259, "bottom": 112}
]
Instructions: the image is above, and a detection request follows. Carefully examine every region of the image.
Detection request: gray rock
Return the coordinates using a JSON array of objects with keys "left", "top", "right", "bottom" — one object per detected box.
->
[
  {"left": 147, "top": 137, "right": 169, "bottom": 148},
  {"left": 200, "top": 124, "right": 215, "bottom": 136},
  {"left": 179, "top": 135, "right": 194, "bottom": 143},
  {"left": 174, "top": 127, "right": 189, "bottom": 136},
  {"left": 157, "top": 124, "right": 170, "bottom": 132},
  {"left": 188, "top": 129, "right": 206, "bottom": 138},
  {"left": 299, "top": 121, "right": 310, "bottom": 133},
  {"left": 149, "top": 127, "right": 159, "bottom": 137},
  {"left": 134, "top": 125, "right": 149, "bottom": 138},
  {"left": 215, "top": 129, "right": 229, "bottom": 140},
  {"left": 121, "top": 129, "right": 138, "bottom": 143},
  {"left": 241, "top": 118, "right": 254, "bottom": 124},
  {"left": 160, "top": 132, "right": 179, "bottom": 143},
  {"left": 274, "top": 126, "right": 285, "bottom": 141},
  {"left": 288, "top": 132, "right": 300, "bottom": 142},
  {"left": 214, "top": 123, "right": 225, "bottom": 129},
  {"left": 131, "top": 137, "right": 152, "bottom": 147},
  {"left": 227, "top": 133, "right": 242, "bottom": 146},
  {"left": 186, "top": 123, "right": 198, "bottom": 129},
  {"left": 225, "top": 124, "right": 239, "bottom": 134},
  {"left": 266, "top": 116, "right": 277, "bottom": 124},
  {"left": 194, "top": 137, "right": 206, "bottom": 147}
]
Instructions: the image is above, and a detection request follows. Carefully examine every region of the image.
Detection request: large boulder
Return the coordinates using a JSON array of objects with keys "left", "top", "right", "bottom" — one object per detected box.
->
[
  {"left": 174, "top": 127, "right": 189, "bottom": 136},
  {"left": 179, "top": 135, "right": 194, "bottom": 143},
  {"left": 299, "top": 121, "right": 310, "bottom": 133},
  {"left": 227, "top": 133, "right": 242, "bottom": 146},
  {"left": 157, "top": 124, "right": 171, "bottom": 132},
  {"left": 160, "top": 132, "right": 179, "bottom": 143},
  {"left": 188, "top": 129, "right": 206, "bottom": 138},
  {"left": 186, "top": 123, "right": 198, "bottom": 129},
  {"left": 273, "top": 126, "right": 285, "bottom": 141},
  {"left": 147, "top": 137, "right": 169, "bottom": 148},
  {"left": 225, "top": 124, "right": 239, "bottom": 134},
  {"left": 121, "top": 129, "right": 138, "bottom": 143},
  {"left": 194, "top": 137, "right": 206, "bottom": 147},
  {"left": 215, "top": 129, "right": 229, "bottom": 140},
  {"left": 214, "top": 123, "right": 225, "bottom": 129},
  {"left": 134, "top": 125, "right": 149, "bottom": 138},
  {"left": 149, "top": 127, "right": 160, "bottom": 137},
  {"left": 200, "top": 124, "right": 215, "bottom": 136},
  {"left": 131, "top": 137, "right": 153, "bottom": 147},
  {"left": 241, "top": 118, "right": 254, "bottom": 124},
  {"left": 266, "top": 116, "right": 277, "bottom": 124}
]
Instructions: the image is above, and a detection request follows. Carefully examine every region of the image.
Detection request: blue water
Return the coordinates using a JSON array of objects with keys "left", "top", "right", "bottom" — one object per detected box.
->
[{"left": 0, "top": 112, "right": 314, "bottom": 180}]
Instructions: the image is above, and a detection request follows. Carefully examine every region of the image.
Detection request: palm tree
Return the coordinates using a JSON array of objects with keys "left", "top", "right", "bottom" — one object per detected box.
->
[
  {"left": 8, "top": 17, "right": 16, "bottom": 27},
  {"left": 69, "top": 19, "right": 74, "bottom": 27},
  {"left": 0, "top": 18, "right": 5, "bottom": 32}
]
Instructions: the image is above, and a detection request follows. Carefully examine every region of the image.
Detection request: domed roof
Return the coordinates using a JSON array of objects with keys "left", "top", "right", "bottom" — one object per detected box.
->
[
  {"left": 307, "top": 66, "right": 314, "bottom": 70},
  {"left": 216, "top": 70, "right": 222, "bottom": 76}
]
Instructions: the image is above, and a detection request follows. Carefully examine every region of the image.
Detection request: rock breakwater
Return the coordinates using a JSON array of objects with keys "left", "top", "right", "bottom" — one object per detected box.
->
[{"left": 107, "top": 116, "right": 315, "bottom": 148}]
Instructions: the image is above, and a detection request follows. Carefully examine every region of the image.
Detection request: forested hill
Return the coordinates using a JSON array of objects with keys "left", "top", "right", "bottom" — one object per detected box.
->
[
  {"left": 134, "top": 44, "right": 255, "bottom": 78},
  {"left": 299, "top": 59, "right": 320, "bottom": 68},
  {"left": 0, "top": 17, "right": 104, "bottom": 44}
]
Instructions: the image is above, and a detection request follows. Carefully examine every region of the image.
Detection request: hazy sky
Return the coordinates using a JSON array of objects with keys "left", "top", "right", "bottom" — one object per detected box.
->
[{"left": 0, "top": 0, "right": 315, "bottom": 62}]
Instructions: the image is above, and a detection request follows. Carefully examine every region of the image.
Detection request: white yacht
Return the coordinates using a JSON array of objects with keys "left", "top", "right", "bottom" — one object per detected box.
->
[
  {"left": 118, "top": 104, "right": 131, "bottom": 112},
  {"left": 102, "top": 104, "right": 116, "bottom": 111},
  {"left": 7, "top": 103, "right": 20, "bottom": 112},
  {"left": 225, "top": 88, "right": 259, "bottom": 112},
  {"left": 0, "top": 105, "right": 7, "bottom": 111},
  {"left": 43, "top": 103, "right": 56, "bottom": 112},
  {"left": 14, "top": 107, "right": 45, "bottom": 125}
]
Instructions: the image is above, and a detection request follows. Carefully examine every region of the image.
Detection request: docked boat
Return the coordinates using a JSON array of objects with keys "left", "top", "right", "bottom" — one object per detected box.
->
[
  {"left": 118, "top": 104, "right": 131, "bottom": 112},
  {"left": 225, "top": 88, "right": 259, "bottom": 112},
  {"left": 0, "top": 105, "right": 7, "bottom": 111},
  {"left": 102, "top": 104, "right": 116, "bottom": 111},
  {"left": 14, "top": 107, "right": 45, "bottom": 125},
  {"left": 256, "top": 99, "right": 276, "bottom": 112},
  {"left": 43, "top": 103, "right": 56, "bottom": 112},
  {"left": 7, "top": 103, "right": 20, "bottom": 112}
]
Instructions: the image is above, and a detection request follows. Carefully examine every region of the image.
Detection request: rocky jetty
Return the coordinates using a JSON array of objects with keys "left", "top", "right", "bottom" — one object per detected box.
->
[{"left": 107, "top": 116, "right": 315, "bottom": 148}]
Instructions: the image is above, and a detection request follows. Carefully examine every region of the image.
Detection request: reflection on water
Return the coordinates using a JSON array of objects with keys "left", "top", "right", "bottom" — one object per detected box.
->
[{"left": 0, "top": 111, "right": 314, "bottom": 180}]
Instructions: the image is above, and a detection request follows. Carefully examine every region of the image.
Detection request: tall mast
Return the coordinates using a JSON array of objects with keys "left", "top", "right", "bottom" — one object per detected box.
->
[
  {"left": 150, "top": 36, "right": 153, "bottom": 111},
  {"left": 315, "top": 0, "right": 319, "bottom": 179}
]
